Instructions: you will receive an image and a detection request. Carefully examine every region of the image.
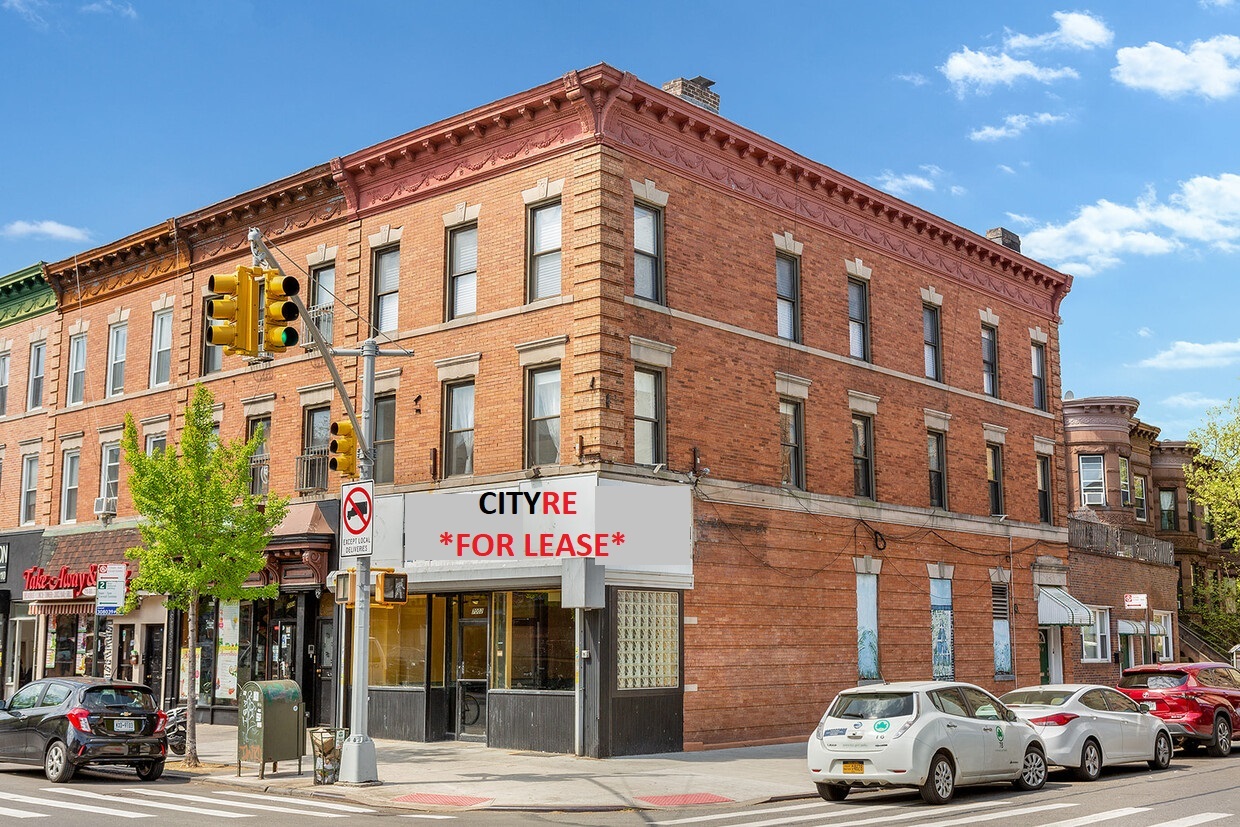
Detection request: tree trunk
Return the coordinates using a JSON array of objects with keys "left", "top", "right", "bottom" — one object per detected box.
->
[{"left": 184, "top": 592, "right": 200, "bottom": 767}]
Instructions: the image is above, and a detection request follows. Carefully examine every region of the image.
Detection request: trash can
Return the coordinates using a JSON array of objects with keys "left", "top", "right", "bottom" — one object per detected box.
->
[
  {"left": 309, "top": 727, "right": 348, "bottom": 785},
  {"left": 236, "top": 679, "right": 306, "bottom": 779}
]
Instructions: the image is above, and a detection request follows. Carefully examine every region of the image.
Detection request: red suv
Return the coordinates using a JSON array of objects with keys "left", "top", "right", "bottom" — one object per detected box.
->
[{"left": 1117, "top": 662, "right": 1240, "bottom": 757}]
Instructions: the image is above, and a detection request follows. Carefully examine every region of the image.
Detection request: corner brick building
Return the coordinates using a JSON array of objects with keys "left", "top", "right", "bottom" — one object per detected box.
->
[{"left": 6, "top": 65, "right": 1079, "bottom": 754}]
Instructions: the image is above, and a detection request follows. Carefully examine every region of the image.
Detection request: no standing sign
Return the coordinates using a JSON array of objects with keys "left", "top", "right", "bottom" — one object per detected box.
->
[{"left": 340, "top": 480, "right": 374, "bottom": 558}]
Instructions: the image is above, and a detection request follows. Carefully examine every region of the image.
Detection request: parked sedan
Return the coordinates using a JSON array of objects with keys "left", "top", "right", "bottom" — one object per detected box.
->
[
  {"left": 0, "top": 677, "right": 167, "bottom": 782},
  {"left": 807, "top": 680, "right": 1047, "bottom": 805},
  {"left": 1117, "top": 662, "right": 1240, "bottom": 756},
  {"left": 1000, "top": 684, "right": 1172, "bottom": 780}
]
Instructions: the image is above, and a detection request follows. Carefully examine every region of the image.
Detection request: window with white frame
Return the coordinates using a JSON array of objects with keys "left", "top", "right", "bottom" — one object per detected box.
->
[
  {"left": 528, "top": 201, "right": 562, "bottom": 301},
  {"left": 100, "top": 442, "right": 121, "bottom": 500},
  {"left": 201, "top": 298, "right": 223, "bottom": 375},
  {"left": 448, "top": 224, "right": 478, "bottom": 319},
  {"left": 145, "top": 434, "right": 166, "bottom": 455},
  {"left": 27, "top": 342, "right": 45, "bottom": 410},
  {"left": 1134, "top": 475, "right": 1148, "bottom": 521},
  {"left": 1079, "top": 454, "right": 1105, "bottom": 506},
  {"left": 444, "top": 381, "right": 475, "bottom": 477},
  {"left": 526, "top": 365, "right": 561, "bottom": 467},
  {"left": 853, "top": 414, "right": 875, "bottom": 499},
  {"left": 21, "top": 453, "right": 39, "bottom": 525},
  {"left": 1154, "top": 611, "right": 1173, "bottom": 660},
  {"left": 634, "top": 367, "right": 665, "bottom": 466},
  {"left": 310, "top": 263, "right": 336, "bottom": 344},
  {"left": 68, "top": 334, "right": 87, "bottom": 405},
  {"left": 1119, "top": 456, "right": 1131, "bottom": 506},
  {"left": 848, "top": 279, "right": 870, "bottom": 361},
  {"left": 107, "top": 322, "right": 127, "bottom": 397},
  {"left": 373, "top": 395, "right": 396, "bottom": 485},
  {"left": 1160, "top": 488, "right": 1178, "bottom": 531},
  {"left": 0, "top": 351, "right": 8, "bottom": 414},
  {"left": 923, "top": 305, "right": 942, "bottom": 381},
  {"left": 633, "top": 202, "right": 663, "bottom": 303},
  {"left": 776, "top": 253, "right": 800, "bottom": 342},
  {"left": 781, "top": 399, "right": 805, "bottom": 489},
  {"left": 1032, "top": 342, "right": 1048, "bottom": 411},
  {"left": 616, "top": 590, "right": 680, "bottom": 690},
  {"left": 373, "top": 247, "right": 400, "bottom": 333},
  {"left": 149, "top": 309, "right": 173, "bottom": 387},
  {"left": 1081, "top": 607, "right": 1111, "bottom": 662},
  {"left": 61, "top": 449, "right": 80, "bottom": 523}
]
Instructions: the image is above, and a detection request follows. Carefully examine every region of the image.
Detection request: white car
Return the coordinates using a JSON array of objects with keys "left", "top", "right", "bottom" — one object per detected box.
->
[
  {"left": 807, "top": 681, "right": 1047, "bottom": 805},
  {"left": 1000, "top": 684, "right": 1173, "bottom": 780}
]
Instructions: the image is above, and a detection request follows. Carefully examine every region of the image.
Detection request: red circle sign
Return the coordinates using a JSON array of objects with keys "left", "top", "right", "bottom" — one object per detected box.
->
[{"left": 343, "top": 485, "right": 374, "bottom": 536}]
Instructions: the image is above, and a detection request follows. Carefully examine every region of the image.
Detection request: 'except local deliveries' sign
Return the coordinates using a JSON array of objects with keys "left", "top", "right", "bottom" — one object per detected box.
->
[
  {"left": 340, "top": 480, "right": 375, "bottom": 558},
  {"left": 404, "top": 482, "right": 691, "bottom": 566}
]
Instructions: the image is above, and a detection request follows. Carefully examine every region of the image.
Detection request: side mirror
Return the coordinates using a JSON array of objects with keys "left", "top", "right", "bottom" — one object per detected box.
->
[{"left": 1139, "top": 703, "right": 1151, "bottom": 713}]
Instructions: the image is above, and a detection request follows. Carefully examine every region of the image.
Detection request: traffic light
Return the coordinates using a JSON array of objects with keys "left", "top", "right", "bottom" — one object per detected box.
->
[
  {"left": 261, "top": 268, "right": 301, "bottom": 352},
  {"left": 329, "top": 419, "right": 358, "bottom": 477},
  {"left": 331, "top": 570, "right": 355, "bottom": 607},
  {"left": 205, "top": 266, "right": 259, "bottom": 356},
  {"left": 376, "top": 571, "right": 409, "bottom": 604}
]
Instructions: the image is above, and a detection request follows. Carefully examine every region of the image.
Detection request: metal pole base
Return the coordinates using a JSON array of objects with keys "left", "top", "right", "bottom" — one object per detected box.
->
[{"left": 338, "top": 734, "right": 380, "bottom": 785}]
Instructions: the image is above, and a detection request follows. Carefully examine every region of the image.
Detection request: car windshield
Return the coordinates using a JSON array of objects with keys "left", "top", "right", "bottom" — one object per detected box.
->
[
  {"left": 829, "top": 692, "right": 915, "bottom": 719},
  {"left": 1119, "top": 672, "right": 1187, "bottom": 690},
  {"left": 1000, "top": 689, "right": 1072, "bottom": 706},
  {"left": 82, "top": 687, "right": 158, "bottom": 711}
]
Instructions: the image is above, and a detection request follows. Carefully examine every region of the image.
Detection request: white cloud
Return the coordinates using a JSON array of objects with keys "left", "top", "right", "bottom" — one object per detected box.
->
[
  {"left": 875, "top": 164, "right": 949, "bottom": 197},
  {"left": 81, "top": 0, "right": 137, "bottom": 17},
  {"left": 1005, "top": 212, "right": 1035, "bottom": 226},
  {"left": 998, "top": 164, "right": 1016, "bottom": 175},
  {"left": 1140, "top": 340, "right": 1240, "bottom": 369},
  {"left": 1201, "top": 0, "right": 1234, "bottom": 7},
  {"left": 1, "top": 220, "right": 91, "bottom": 242},
  {"left": 941, "top": 47, "right": 1078, "bottom": 95},
  {"left": 950, "top": 185, "right": 966, "bottom": 196},
  {"left": 1114, "top": 36, "right": 1240, "bottom": 99},
  {"left": 970, "top": 112, "right": 1065, "bottom": 141},
  {"left": 2, "top": 0, "right": 48, "bottom": 27},
  {"left": 1005, "top": 11, "right": 1114, "bottom": 51},
  {"left": 897, "top": 73, "right": 929, "bottom": 86},
  {"left": 1137, "top": 327, "right": 1153, "bottom": 338},
  {"left": 1163, "top": 391, "right": 1226, "bottom": 407},
  {"left": 1022, "top": 172, "right": 1240, "bottom": 274}
]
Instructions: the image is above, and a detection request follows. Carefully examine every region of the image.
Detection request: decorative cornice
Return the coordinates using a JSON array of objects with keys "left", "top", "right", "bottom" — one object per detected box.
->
[{"left": 0, "top": 264, "right": 56, "bottom": 327}]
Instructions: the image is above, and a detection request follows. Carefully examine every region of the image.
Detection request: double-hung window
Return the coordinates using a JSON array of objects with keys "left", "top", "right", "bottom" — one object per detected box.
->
[
  {"left": 448, "top": 224, "right": 478, "bottom": 319},
  {"left": 21, "top": 453, "right": 39, "bottom": 525},
  {"left": 107, "top": 323, "right": 127, "bottom": 397},
  {"left": 634, "top": 368, "right": 665, "bottom": 466},
  {"left": 67, "top": 334, "right": 87, "bottom": 405},
  {"left": 1160, "top": 489, "right": 1178, "bottom": 531},
  {"left": 923, "top": 305, "right": 941, "bottom": 381},
  {"left": 526, "top": 366, "right": 561, "bottom": 467},
  {"left": 1079, "top": 455, "right": 1105, "bottom": 506},
  {"left": 201, "top": 299, "right": 223, "bottom": 375},
  {"left": 528, "top": 201, "right": 562, "bottom": 301},
  {"left": 100, "top": 442, "right": 121, "bottom": 501},
  {"left": 1134, "top": 475, "right": 1148, "bottom": 521},
  {"left": 310, "top": 263, "right": 336, "bottom": 344},
  {"left": 0, "top": 351, "right": 8, "bottom": 414},
  {"left": 987, "top": 444, "right": 1004, "bottom": 516},
  {"left": 247, "top": 417, "right": 270, "bottom": 497},
  {"left": 1081, "top": 607, "right": 1111, "bottom": 662},
  {"left": 27, "top": 342, "right": 45, "bottom": 410},
  {"left": 301, "top": 406, "right": 330, "bottom": 492},
  {"left": 633, "top": 203, "right": 663, "bottom": 302},
  {"left": 1032, "top": 343, "right": 1047, "bottom": 411},
  {"left": 853, "top": 415, "right": 875, "bottom": 499},
  {"left": 61, "top": 450, "right": 80, "bottom": 523},
  {"left": 1119, "top": 457, "right": 1131, "bottom": 506},
  {"left": 928, "top": 431, "right": 947, "bottom": 509},
  {"left": 775, "top": 253, "right": 800, "bottom": 342},
  {"left": 780, "top": 399, "right": 804, "bottom": 488},
  {"left": 149, "top": 309, "right": 173, "bottom": 387},
  {"left": 373, "top": 247, "right": 400, "bottom": 333},
  {"left": 1038, "top": 455, "right": 1053, "bottom": 524},
  {"left": 981, "top": 325, "right": 998, "bottom": 397},
  {"left": 373, "top": 395, "right": 396, "bottom": 484},
  {"left": 848, "top": 279, "right": 870, "bottom": 361},
  {"left": 145, "top": 434, "right": 166, "bottom": 455},
  {"left": 444, "top": 381, "right": 475, "bottom": 477}
]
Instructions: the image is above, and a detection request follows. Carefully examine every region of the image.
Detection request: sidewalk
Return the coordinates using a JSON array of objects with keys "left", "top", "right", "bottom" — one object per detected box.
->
[{"left": 176, "top": 724, "right": 815, "bottom": 812}]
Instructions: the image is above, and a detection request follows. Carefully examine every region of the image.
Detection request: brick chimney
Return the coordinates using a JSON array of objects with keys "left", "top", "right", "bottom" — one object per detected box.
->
[
  {"left": 662, "top": 76, "right": 719, "bottom": 114},
  {"left": 986, "top": 227, "right": 1021, "bottom": 253}
]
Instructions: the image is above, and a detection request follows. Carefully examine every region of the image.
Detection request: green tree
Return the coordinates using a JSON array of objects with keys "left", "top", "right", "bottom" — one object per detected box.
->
[
  {"left": 1186, "top": 397, "right": 1240, "bottom": 546},
  {"left": 122, "top": 384, "right": 287, "bottom": 767}
]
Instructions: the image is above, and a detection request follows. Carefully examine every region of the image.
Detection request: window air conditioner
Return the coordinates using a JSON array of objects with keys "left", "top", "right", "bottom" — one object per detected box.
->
[{"left": 93, "top": 496, "right": 117, "bottom": 516}]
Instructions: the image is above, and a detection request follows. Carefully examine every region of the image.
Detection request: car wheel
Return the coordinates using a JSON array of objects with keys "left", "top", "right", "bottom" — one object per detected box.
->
[
  {"left": 1014, "top": 745, "right": 1048, "bottom": 791},
  {"left": 136, "top": 760, "right": 164, "bottom": 782},
  {"left": 44, "top": 741, "right": 76, "bottom": 783},
  {"left": 1074, "top": 739, "right": 1103, "bottom": 781},
  {"left": 1149, "top": 731, "right": 1173, "bottom": 770},
  {"left": 1206, "top": 714, "right": 1232, "bottom": 757},
  {"left": 920, "top": 751, "right": 955, "bottom": 805},
  {"left": 816, "top": 782, "right": 849, "bottom": 802}
]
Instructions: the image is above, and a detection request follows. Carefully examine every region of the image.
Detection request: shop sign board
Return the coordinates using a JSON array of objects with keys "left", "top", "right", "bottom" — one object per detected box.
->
[
  {"left": 95, "top": 563, "right": 128, "bottom": 616},
  {"left": 340, "top": 480, "right": 374, "bottom": 558},
  {"left": 22, "top": 564, "right": 101, "bottom": 601}
]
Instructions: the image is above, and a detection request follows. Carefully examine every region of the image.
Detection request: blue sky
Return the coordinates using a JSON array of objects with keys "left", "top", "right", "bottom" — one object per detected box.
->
[{"left": 2, "top": 1, "right": 1238, "bottom": 439}]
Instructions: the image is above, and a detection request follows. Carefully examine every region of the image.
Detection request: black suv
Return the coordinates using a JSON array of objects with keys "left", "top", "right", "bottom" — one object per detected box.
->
[{"left": 0, "top": 676, "right": 167, "bottom": 782}]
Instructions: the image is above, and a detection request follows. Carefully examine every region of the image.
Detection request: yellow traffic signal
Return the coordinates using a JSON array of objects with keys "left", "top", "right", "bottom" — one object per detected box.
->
[
  {"left": 262, "top": 269, "right": 301, "bottom": 352},
  {"left": 206, "top": 266, "right": 259, "bottom": 356},
  {"left": 329, "top": 419, "right": 358, "bottom": 477},
  {"left": 376, "top": 571, "right": 409, "bottom": 604}
]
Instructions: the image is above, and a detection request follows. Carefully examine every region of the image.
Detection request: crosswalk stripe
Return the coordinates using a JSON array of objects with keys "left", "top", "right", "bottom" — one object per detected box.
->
[
  {"left": 400, "top": 816, "right": 458, "bottom": 820},
  {"left": 653, "top": 802, "right": 837, "bottom": 825},
  {"left": 908, "top": 802, "right": 1076, "bottom": 827},
  {"left": 216, "top": 790, "right": 376, "bottom": 813},
  {"left": 0, "top": 804, "right": 48, "bottom": 819},
  {"left": 47, "top": 788, "right": 252, "bottom": 818},
  {"left": 1038, "top": 807, "right": 1151, "bottom": 827},
  {"left": 1155, "top": 815, "right": 1232, "bottom": 827},
  {"left": 0, "top": 791, "right": 153, "bottom": 819},
  {"left": 123, "top": 788, "right": 347, "bottom": 818},
  {"left": 747, "top": 799, "right": 1004, "bottom": 827},
  {"left": 722, "top": 803, "right": 903, "bottom": 827}
]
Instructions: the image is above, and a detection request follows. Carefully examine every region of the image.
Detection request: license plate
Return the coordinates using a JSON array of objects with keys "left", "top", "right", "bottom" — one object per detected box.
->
[
  {"left": 842, "top": 761, "right": 864, "bottom": 774},
  {"left": 113, "top": 719, "right": 136, "bottom": 733}
]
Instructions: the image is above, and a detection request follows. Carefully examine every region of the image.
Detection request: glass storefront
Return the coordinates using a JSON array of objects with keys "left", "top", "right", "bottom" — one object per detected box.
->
[
  {"left": 45, "top": 614, "right": 110, "bottom": 678},
  {"left": 492, "top": 591, "right": 573, "bottom": 691}
]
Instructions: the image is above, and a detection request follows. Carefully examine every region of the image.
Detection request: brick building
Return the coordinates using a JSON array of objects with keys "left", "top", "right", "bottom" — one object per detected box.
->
[{"left": 9, "top": 65, "right": 1076, "bottom": 754}]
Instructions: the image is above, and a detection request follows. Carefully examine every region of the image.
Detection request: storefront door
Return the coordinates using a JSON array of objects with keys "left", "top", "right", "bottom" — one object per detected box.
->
[
  {"left": 7, "top": 618, "right": 36, "bottom": 694},
  {"left": 313, "top": 617, "right": 334, "bottom": 725},
  {"left": 454, "top": 594, "right": 489, "bottom": 741},
  {"left": 270, "top": 620, "right": 297, "bottom": 681},
  {"left": 143, "top": 625, "right": 164, "bottom": 698},
  {"left": 116, "top": 624, "right": 136, "bottom": 682}
]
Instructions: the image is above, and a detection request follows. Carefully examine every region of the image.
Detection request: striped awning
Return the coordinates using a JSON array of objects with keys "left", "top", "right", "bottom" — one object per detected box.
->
[
  {"left": 29, "top": 600, "right": 95, "bottom": 616},
  {"left": 1037, "top": 586, "right": 1095, "bottom": 626},
  {"left": 1118, "top": 619, "right": 1167, "bottom": 636}
]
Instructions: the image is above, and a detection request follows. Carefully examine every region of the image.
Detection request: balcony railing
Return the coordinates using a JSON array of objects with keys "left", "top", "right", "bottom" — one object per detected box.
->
[
  {"left": 249, "top": 454, "right": 269, "bottom": 497},
  {"left": 296, "top": 447, "right": 330, "bottom": 493},
  {"left": 1068, "top": 516, "right": 1176, "bottom": 566},
  {"left": 302, "top": 304, "right": 334, "bottom": 352}
]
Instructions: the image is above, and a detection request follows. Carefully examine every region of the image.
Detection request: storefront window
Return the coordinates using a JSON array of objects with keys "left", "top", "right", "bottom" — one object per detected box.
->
[
  {"left": 616, "top": 590, "right": 680, "bottom": 690},
  {"left": 44, "top": 615, "right": 110, "bottom": 678},
  {"left": 492, "top": 590, "right": 574, "bottom": 691},
  {"left": 179, "top": 598, "right": 217, "bottom": 702},
  {"left": 369, "top": 595, "right": 429, "bottom": 686}
]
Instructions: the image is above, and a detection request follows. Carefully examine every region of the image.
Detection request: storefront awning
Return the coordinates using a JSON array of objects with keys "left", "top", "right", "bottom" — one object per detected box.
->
[
  {"left": 1118, "top": 619, "right": 1166, "bottom": 636},
  {"left": 1037, "top": 586, "right": 1095, "bottom": 626},
  {"left": 29, "top": 600, "right": 95, "bottom": 616}
]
